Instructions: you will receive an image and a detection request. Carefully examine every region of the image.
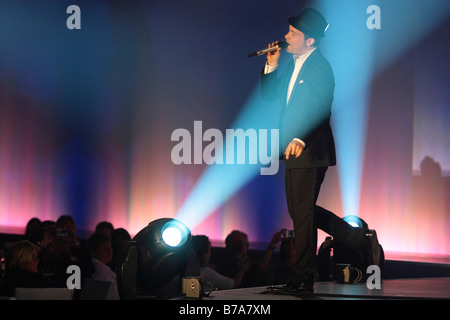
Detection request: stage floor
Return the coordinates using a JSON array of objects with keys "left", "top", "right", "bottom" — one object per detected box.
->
[{"left": 208, "top": 277, "right": 450, "bottom": 300}]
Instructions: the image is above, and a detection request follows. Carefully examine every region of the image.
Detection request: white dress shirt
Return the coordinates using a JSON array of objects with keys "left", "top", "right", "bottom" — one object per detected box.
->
[
  {"left": 91, "top": 258, "right": 120, "bottom": 300},
  {"left": 264, "top": 48, "right": 316, "bottom": 148}
]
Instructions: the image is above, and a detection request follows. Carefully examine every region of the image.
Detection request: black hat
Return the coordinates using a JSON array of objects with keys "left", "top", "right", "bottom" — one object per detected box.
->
[{"left": 288, "top": 8, "right": 329, "bottom": 39}]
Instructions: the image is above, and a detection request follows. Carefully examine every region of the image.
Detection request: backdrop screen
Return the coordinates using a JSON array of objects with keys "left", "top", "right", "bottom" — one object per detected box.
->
[{"left": 0, "top": 0, "right": 449, "bottom": 261}]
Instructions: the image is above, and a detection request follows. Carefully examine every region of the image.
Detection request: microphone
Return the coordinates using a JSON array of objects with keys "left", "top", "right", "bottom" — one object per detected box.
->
[{"left": 247, "top": 41, "right": 287, "bottom": 58}]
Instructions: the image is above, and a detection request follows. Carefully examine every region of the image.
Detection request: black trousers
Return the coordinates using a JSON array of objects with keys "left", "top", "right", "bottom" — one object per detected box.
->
[{"left": 285, "top": 167, "right": 364, "bottom": 285}]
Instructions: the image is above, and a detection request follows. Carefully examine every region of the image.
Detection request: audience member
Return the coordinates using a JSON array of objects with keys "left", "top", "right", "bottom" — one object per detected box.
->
[
  {"left": 24, "top": 217, "right": 42, "bottom": 240},
  {"left": 258, "top": 229, "right": 297, "bottom": 285},
  {"left": 0, "top": 240, "right": 53, "bottom": 297},
  {"left": 95, "top": 221, "right": 115, "bottom": 240},
  {"left": 28, "top": 220, "right": 57, "bottom": 251},
  {"left": 26, "top": 220, "right": 72, "bottom": 287},
  {"left": 215, "top": 230, "right": 262, "bottom": 288},
  {"left": 54, "top": 215, "right": 85, "bottom": 274},
  {"left": 56, "top": 215, "right": 83, "bottom": 252},
  {"left": 191, "top": 235, "right": 243, "bottom": 290},
  {"left": 110, "top": 228, "right": 131, "bottom": 271},
  {"left": 83, "top": 232, "right": 120, "bottom": 299},
  {"left": 28, "top": 220, "right": 58, "bottom": 277}
]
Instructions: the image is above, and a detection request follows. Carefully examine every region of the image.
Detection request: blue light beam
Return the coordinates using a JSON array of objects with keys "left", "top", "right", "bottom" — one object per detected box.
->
[
  {"left": 175, "top": 88, "right": 280, "bottom": 230},
  {"left": 317, "top": 0, "right": 450, "bottom": 216}
]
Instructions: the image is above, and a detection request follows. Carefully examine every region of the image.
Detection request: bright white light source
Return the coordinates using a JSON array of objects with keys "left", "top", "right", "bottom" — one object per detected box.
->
[
  {"left": 162, "top": 227, "right": 182, "bottom": 247},
  {"left": 343, "top": 215, "right": 364, "bottom": 228}
]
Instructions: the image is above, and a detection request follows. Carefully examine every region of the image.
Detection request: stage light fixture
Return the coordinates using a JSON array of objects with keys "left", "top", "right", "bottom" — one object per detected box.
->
[
  {"left": 343, "top": 215, "right": 368, "bottom": 229},
  {"left": 318, "top": 215, "right": 384, "bottom": 283},
  {"left": 160, "top": 219, "right": 190, "bottom": 248},
  {"left": 117, "top": 218, "right": 198, "bottom": 299},
  {"left": 162, "top": 227, "right": 182, "bottom": 247}
]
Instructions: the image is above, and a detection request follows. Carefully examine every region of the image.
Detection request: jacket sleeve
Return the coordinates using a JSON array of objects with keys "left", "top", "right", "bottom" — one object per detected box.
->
[{"left": 260, "top": 67, "right": 281, "bottom": 101}]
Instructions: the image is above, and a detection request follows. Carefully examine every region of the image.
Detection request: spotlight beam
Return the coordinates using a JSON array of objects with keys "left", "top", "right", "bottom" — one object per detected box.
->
[
  {"left": 175, "top": 88, "right": 279, "bottom": 230},
  {"left": 318, "top": 0, "right": 450, "bottom": 216}
]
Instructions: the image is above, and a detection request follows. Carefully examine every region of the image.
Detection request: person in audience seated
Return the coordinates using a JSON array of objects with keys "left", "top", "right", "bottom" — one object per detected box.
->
[
  {"left": 28, "top": 220, "right": 58, "bottom": 278},
  {"left": 56, "top": 215, "right": 83, "bottom": 254},
  {"left": 28, "top": 220, "right": 57, "bottom": 250},
  {"left": 83, "top": 232, "right": 120, "bottom": 299},
  {"left": 110, "top": 228, "right": 131, "bottom": 271},
  {"left": 0, "top": 240, "right": 53, "bottom": 297},
  {"left": 258, "top": 229, "right": 297, "bottom": 285},
  {"left": 215, "top": 230, "right": 263, "bottom": 287},
  {"left": 191, "top": 235, "right": 244, "bottom": 290},
  {"left": 95, "top": 221, "right": 115, "bottom": 240},
  {"left": 24, "top": 217, "right": 42, "bottom": 240},
  {"left": 27, "top": 218, "right": 81, "bottom": 288}
]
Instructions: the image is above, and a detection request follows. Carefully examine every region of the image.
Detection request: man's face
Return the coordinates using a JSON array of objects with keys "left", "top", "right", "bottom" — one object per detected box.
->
[
  {"left": 284, "top": 25, "right": 313, "bottom": 56},
  {"left": 92, "top": 240, "right": 113, "bottom": 265},
  {"left": 227, "top": 233, "right": 248, "bottom": 258}
]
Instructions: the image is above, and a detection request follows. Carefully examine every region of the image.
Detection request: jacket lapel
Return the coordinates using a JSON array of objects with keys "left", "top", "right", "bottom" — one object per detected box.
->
[
  {"left": 286, "top": 49, "right": 319, "bottom": 108},
  {"left": 281, "top": 60, "right": 295, "bottom": 107},
  {"left": 297, "top": 49, "right": 319, "bottom": 81}
]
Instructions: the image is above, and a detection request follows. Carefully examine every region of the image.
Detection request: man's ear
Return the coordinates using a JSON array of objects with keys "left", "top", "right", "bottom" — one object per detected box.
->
[{"left": 306, "top": 37, "right": 316, "bottom": 47}]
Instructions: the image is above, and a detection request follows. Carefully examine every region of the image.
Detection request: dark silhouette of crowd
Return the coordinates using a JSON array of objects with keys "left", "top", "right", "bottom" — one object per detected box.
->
[
  {"left": 201, "top": 229, "right": 297, "bottom": 289},
  {"left": 0, "top": 216, "right": 131, "bottom": 299},
  {"left": 0, "top": 216, "right": 294, "bottom": 299}
]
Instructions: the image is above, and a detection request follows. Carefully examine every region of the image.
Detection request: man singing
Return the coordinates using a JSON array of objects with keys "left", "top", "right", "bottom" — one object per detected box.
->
[{"left": 261, "top": 8, "right": 380, "bottom": 294}]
